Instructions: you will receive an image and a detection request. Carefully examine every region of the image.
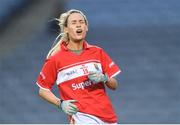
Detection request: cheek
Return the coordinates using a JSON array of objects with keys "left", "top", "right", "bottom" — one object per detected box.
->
[
  {"left": 83, "top": 27, "right": 88, "bottom": 35},
  {"left": 83, "top": 31, "right": 87, "bottom": 36},
  {"left": 68, "top": 28, "right": 76, "bottom": 35},
  {"left": 85, "top": 26, "right": 88, "bottom": 32}
]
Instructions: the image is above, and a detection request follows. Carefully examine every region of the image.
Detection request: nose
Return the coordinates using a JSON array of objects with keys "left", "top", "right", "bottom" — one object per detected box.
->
[
  {"left": 76, "top": 24, "right": 81, "bottom": 28},
  {"left": 76, "top": 22, "right": 81, "bottom": 28}
]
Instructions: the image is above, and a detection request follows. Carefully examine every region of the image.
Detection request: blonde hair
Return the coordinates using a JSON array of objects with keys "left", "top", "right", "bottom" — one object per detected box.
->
[{"left": 46, "top": 9, "right": 88, "bottom": 58}]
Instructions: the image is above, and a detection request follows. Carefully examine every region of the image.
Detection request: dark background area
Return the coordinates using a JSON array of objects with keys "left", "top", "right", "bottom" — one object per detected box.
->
[{"left": 0, "top": 0, "right": 180, "bottom": 123}]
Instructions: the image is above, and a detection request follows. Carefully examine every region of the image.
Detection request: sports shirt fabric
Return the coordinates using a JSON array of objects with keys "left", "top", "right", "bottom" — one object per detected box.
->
[{"left": 36, "top": 41, "right": 121, "bottom": 123}]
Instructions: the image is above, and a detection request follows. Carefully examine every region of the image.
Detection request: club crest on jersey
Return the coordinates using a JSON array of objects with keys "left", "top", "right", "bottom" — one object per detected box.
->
[
  {"left": 94, "top": 63, "right": 100, "bottom": 71},
  {"left": 80, "top": 64, "right": 89, "bottom": 74}
]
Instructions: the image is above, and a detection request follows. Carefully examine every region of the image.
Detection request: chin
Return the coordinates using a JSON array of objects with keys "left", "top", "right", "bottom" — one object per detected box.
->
[
  {"left": 74, "top": 39, "right": 84, "bottom": 43},
  {"left": 73, "top": 37, "right": 84, "bottom": 42}
]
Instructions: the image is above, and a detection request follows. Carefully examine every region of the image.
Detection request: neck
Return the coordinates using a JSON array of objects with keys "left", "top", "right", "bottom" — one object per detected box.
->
[{"left": 67, "top": 40, "right": 84, "bottom": 50}]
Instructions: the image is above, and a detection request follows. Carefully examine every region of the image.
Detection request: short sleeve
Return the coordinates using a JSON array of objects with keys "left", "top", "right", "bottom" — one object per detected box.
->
[
  {"left": 36, "top": 57, "right": 57, "bottom": 91},
  {"left": 100, "top": 49, "right": 121, "bottom": 78}
]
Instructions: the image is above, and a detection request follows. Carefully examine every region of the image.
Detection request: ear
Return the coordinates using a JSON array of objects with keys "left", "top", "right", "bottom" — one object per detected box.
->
[
  {"left": 85, "top": 25, "right": 88, "bottom": 32},
  {"left": 64, "top": 27, "right": 68, "bottom": 33}
]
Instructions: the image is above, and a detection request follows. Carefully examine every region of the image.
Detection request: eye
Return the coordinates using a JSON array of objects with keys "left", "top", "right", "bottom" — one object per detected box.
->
[
  {"left": 70, "top": 20, "right": 77, "bottom": 25},
  {"left": 80, "top": 20, "right": 85, "bottom": 24},
  {"left": 71, "top": 22, "right": 76, "bottom": 25}
]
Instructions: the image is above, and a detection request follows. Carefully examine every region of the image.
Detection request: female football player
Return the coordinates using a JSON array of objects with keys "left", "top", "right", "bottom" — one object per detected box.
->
[{"left": 36, "top": 9, "right": 121, "bottom": 124}]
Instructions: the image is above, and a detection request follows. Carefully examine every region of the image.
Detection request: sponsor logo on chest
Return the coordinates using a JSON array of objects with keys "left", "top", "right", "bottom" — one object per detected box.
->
[
  {"left": 72, "top": 80, "right": 94, "bottom": 90},
  {"left": 56, "top": 61, "right": 102, "bottom": 85}
]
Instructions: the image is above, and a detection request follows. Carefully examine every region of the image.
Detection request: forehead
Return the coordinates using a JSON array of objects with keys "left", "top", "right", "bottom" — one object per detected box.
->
[{"left": 68, "top": 13, "right": 85, "bottom": 22}]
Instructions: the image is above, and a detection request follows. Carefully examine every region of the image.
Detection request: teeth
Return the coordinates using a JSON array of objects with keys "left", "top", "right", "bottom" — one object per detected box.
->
[{"left": 76, "top": 29, "right": 82, "bottom": 33}]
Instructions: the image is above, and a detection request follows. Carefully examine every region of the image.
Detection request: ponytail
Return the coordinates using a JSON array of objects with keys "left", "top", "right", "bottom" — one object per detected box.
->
[{"left": 46, "top": 34, "right": 62, "bottom": 58}]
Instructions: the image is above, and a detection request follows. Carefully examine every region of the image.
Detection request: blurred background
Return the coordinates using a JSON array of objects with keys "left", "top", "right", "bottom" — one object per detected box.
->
[{"left": 0, "top": 0, "right": 180, "bottom": 123}]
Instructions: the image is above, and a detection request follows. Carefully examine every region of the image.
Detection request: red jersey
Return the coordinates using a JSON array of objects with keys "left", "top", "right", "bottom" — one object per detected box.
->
[{"left": 36, "top": 41, "right": 121, "bottom": 123}]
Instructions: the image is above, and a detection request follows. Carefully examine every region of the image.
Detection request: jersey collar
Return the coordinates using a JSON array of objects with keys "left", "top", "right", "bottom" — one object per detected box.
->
[{"left": 61, "top": 41, "right": 92, "bottom": 51}]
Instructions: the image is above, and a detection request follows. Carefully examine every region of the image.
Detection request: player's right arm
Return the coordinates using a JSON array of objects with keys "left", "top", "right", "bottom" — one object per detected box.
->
[
  {"left": 39, "top": 88, "right": 60, "bottom": 107},
  {"left": 39, "top": 88, "right": 78, "bottom": 115},
  {"left": 37, "top": 57, "right": 78, "bottom": 115}
]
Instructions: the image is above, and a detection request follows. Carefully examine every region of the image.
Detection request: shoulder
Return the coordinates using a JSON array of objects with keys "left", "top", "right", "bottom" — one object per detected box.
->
[
  {"left": 87, "top": 43, "right": 109, "bottom": 56},
  {"left": 46, "top": 49, "right": 62, "bottom": 61},
  {"left": 87, "top": 42, "right": 104, "bottom": 52},
  {"left": 86, "top": 42, "right": 111, "bottom": 57}
]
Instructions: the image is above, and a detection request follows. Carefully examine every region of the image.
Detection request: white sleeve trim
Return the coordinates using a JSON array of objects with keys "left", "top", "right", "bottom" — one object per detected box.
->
[
  {"left": 110, "top": 70, "right": 121, "bottom": 78},
  {"left": 36, "top": 82, "right": 51, "bottom": 91}
]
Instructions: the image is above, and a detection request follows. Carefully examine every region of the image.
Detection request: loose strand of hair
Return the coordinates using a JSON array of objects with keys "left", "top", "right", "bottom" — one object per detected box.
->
[{"left": 46, "top": 34, "right": 63, "bottom": 59}]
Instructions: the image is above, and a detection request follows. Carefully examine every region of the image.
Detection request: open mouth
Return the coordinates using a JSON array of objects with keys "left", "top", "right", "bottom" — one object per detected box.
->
[{"left": 76, "top": 29, "right": 83, "bottom": 33}]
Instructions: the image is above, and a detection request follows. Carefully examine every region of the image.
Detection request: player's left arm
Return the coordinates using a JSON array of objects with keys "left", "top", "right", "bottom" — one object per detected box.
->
[
  {"left": 100, "top": 48, "right": 120, "bottom": 90},
  {"left": 105, "top": 77, "right": 118, "bottom": 90}
]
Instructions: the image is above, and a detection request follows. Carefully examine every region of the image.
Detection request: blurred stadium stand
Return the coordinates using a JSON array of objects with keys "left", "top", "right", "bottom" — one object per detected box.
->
[
  {"left": 0, "top": 0, "right": 32, "bottom": 30},
  {"left": 0, "top": 0, "right": 180, "bottom": 124}
]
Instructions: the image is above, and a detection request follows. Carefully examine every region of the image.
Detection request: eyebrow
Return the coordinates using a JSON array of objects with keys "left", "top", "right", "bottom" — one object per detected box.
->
[{"left": 70, "top": 19, "right": 84, "bottom": 23}]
